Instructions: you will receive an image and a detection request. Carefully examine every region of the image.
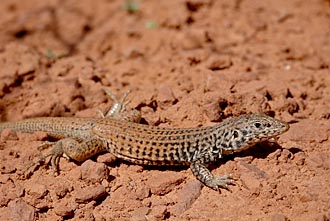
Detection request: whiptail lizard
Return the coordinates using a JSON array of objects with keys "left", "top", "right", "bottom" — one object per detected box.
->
[{"left": 0, "top": 91, "right": 289, "bottom": 191}]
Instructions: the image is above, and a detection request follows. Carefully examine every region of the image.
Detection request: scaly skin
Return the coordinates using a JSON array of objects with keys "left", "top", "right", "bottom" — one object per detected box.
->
[{"left": 0, "top": 92, "right": 289, "bottom": 191}]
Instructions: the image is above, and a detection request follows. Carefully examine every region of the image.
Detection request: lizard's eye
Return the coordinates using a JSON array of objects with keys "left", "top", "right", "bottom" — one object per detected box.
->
[
  {"left": 254, "top": 122, "right": 261, "bottom": 128},
  {"left": 233, "top": 130, "right": 239, "bottom": 138}
]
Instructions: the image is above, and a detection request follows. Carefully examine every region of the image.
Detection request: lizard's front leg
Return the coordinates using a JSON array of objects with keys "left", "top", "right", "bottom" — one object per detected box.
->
[{"left": 190, "top": 160, "right": 235, "bottom": 191}]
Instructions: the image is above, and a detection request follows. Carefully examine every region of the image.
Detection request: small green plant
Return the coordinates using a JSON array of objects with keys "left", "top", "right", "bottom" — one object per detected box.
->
[
  {"left": 123, "top": 0, "right": 140, "bottom": 13},
  {"left": 46, "top": 49, "right": 69, "bottom": 59},
  {"left": 145, "top": 21, "right": 157, "bottom": 29},
  {"left": 46, "top": 49, "right": 56, "bottom": 59}
]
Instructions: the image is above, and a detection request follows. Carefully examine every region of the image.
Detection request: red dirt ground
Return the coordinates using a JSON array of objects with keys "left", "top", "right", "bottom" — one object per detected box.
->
[{"left": 0, "top": 0, "right": 329, "bottom": 220}]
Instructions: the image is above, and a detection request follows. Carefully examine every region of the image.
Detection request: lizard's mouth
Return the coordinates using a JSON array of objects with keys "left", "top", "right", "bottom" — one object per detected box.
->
[{"left": 254, "top": 134, "right": 279, "bottom": 143}]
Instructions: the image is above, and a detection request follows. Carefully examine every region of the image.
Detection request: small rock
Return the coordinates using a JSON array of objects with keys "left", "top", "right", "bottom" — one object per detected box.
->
[
  {"left": 271, "top": 213, "right": 290, "bottom": 221},
  {"left": 96, "top": 153, "right": 117, "bottom": 164},
  {"left": 0, "top": 129, "right": 18, "bottom": 141},
  {"left": 8, "top": 199, "right": 36, "bottom": 221},
  {"left": 298, "top": 192, "right": 314, "bottom": 203},
  {"left": 34, "top": 201, "right": 51, "bottom": 210},
  {"left": 202, "top": 92, "right": 227, "bottom": 122},
  {"left": 208, "top": 57, "right": 233, "bottom": 71},
  {"left": 292, "top": 151, "right": 306, "bottom": 166},
  {"left": 306, "top": 152, "right": 330, "bottom": 170},
  {"left": 67, "top": 166, "right": 82, "bottom": 181},
  {"left": 111, "top": 185, "right": 132, "bottom": 200},
  {"left": 53, "top": 181, "right": 72, "bottom": 198},
  {"left": 134, "top": 185, "right": 150, "bottom": 200},
  {"left": 0, "top": 174, "right": 10, "bottom": 184},
  {"left": 240, "top": 173, "right": 261, "bottom": 192},
  {"left": 126, "top": 165, "right": 144, "bottom": 173},
  {"left": 75, "top": 185, "right": 107, "bottom": 203},
  {"left": 80, "top": 160, "right": 109, "bottom": 183},
  {"left": 27, "top": 183, "right": 48, "bottom": 199},
  {"left": 131, "top": 207, "right": 150, "bottom": 221},
  {"left": 278, "top": 149, "right": 294, "bottom": 163},
  {"left": 146, "top": 171, "right": 185, "bottom": 195},
  {"left": 158, "top": 85, "right": 175, "bottom": 103},
  {"left": 181, "top": 29, "right": 205, "bottom": 50},
  {"left": 148, "top": 205, "right": 167, "bottom": 220},
  {"left": 0, "top": 185, "right": 17, "bottom": 206},
  {"left": 239, "top": 161, "right": 268, "bottom": 179},
  {"left": 171, "top": 181, "right": 203, "bottom": 216},
  {"left": 54, "top": 202, "right": 74, "bottom": 218},
  {"left": 33, "top": 131, "right": 49, "bottom": 141}
]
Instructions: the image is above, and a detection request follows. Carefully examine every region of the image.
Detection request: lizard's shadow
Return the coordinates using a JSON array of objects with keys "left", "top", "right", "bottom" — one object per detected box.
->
[
  {"left": 232, "top": 141, "right": 302, "bottom": 159},
  {"left": 229, "top": 141, "right": 282, "bottom": 159},
  {"left": 211, "top": 141, "right": 303, "bottom": 170}
]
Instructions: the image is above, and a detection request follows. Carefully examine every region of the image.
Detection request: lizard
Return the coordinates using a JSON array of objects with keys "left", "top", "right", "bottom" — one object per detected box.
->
[{"left": 0, "top": 90, "right": 290, "bottom": 191}]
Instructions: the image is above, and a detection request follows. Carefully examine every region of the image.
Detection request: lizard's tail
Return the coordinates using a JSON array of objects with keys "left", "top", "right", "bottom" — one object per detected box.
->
[
  {"left": 0, "top": 120, "right": 41, "bottom": 133},
  {"left": 0, "top": 117, "right": 97, "bottom": 140}
]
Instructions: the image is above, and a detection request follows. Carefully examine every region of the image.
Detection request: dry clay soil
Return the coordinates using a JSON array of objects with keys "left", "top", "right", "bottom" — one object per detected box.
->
[{"left": 0, "top": 1, "right": 329, "bottom": 221}]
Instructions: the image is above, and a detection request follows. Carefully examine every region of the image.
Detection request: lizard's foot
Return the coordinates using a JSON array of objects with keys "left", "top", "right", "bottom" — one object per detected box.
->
[
  {"left": 190, "top": 161, "right": 237, "bottom": 192},
  {"left": 36, "top": 141, "right": 56, "bottom": 149},
  {"left": 22, "top": 140, "right": 66, "bottom": 176},
  {"left": 205, "top": 174, "right": 237, "bottom": 192},
  {"left": 98, "top": 89, "right": 131, "bottom": 118}
]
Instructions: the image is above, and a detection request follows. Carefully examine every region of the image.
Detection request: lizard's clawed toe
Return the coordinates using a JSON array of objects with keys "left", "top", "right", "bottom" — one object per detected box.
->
[{"left": 209, "top": 174, "right": 237, "bottom": 192}]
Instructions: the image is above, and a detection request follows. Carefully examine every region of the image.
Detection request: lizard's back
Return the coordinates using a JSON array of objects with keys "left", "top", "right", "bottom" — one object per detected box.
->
[{"left": 93, "top": 117, "right": 216, "bottom": 165}]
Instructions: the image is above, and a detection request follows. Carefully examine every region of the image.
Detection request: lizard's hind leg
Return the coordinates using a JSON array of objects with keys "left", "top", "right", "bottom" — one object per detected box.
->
[
  {"left": 97, "top": 89, "right": 130, "bottom": 118},
  {"left": 23, "top": 137, "right": 103, "bottom": 175},
  {"left": 98, "top": 89, "right": 141, "bottom": 123},
  {"left": 23, "top": 136, "right": 109, "bottom": 177}
]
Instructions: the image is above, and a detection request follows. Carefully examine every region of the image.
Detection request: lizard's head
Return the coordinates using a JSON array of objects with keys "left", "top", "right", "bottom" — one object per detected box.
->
[{"left": 220, "top": 113, "right": 289, "bottom": 155}]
